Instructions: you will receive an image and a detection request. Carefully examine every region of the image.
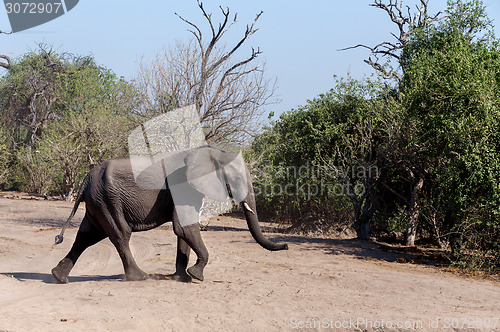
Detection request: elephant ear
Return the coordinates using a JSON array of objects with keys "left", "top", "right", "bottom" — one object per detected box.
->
[{"left": 185, "top": 147, "right": 229, "bottom": 202}]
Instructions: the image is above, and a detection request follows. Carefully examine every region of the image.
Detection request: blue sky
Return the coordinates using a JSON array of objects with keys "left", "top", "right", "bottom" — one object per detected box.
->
[{"left": 1, "top": 0, "right": 499, "bottom": 118}]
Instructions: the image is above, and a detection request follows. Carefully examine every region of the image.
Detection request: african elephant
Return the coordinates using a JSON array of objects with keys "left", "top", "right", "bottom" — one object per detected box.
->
[{"left": 51, "top": 145, "right": 288, "bottom": 283}]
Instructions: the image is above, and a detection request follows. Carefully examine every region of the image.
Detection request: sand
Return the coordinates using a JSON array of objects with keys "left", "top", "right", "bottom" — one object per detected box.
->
[{"left": 0, "top": 195, "right": 499, "bottom": 331}]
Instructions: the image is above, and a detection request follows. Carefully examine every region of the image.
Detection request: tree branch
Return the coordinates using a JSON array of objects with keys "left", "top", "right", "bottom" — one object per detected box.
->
[
  {"left": 381, "top": 180, "right": 408, "bottom": 203},
  {"left": 138, "top": 2, "right": 273, "bottom": 144},
  {"left": 0, "top": 55, "right": 11, "bottom": 70},
  {"left": 207, "top": 10, "right": 262, "bottom": 75},
  {"left": 175, "top": 12, "right": 204, "bottom": 51},
  {"left": 178, "top": 2, "right": 263, "bottom": 115},
  {"left": 364, "top": 57, "right": 402, "bottom": 81},
  {"left": 340, "top": 0, "right": 445, "bottom": 82}
]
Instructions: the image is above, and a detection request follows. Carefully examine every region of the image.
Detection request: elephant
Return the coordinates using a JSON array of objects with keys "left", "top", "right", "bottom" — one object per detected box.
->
[{"left": 51, "top": 145, "right": 288, "bottom": 283}]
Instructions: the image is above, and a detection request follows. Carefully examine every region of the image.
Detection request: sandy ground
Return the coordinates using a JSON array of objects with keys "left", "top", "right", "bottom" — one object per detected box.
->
[{"left": 0, "top": 195, "right": 499, "bottom": 332}]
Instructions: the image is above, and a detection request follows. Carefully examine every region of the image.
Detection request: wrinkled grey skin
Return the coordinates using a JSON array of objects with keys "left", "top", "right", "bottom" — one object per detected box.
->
[{"left": 51, "top": 146, "right": 288, "bottom": 283}]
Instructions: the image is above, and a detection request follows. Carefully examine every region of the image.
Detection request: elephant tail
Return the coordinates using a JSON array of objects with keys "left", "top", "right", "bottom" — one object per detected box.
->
[{"left": 53, "top": 174, "right": 89, "bottom": 245}]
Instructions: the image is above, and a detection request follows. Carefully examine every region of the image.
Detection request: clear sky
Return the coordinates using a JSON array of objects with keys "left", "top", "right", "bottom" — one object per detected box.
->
[{"left": 1, "top": 0, "right": 499, "bottom": 118}]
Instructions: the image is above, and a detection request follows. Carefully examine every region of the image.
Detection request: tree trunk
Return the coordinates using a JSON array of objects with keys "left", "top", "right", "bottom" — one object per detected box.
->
[
  {"left": 65, "top": 186, "right": 74, "bottom": 202},
  {"left": 405, "top": 176, "right": 424, "bottom": 246},
  {"left": 352, "top": 189, "right": 378, "bottom": 240},
  {"left": 431, "top": 210, "right": 449, "bottom": 249}
]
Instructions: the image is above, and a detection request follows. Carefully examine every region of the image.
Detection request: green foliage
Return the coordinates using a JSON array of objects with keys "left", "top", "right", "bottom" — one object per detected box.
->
[
  {"left": 0, "top": 51, "right": 65, "bottom": 142},
  {"left": 445, "top": 0, "right": 494, "bottom": 40},
  {"left": 0, "top": 48, "right": 138, "bottom": 197},
  {"left": 249, "top": 77, "right": 399, "bottom": 237},
  {"left": 401, "top": 0, "right": 500, "bottom": 269},
  {"left": 0, "top": 126, "right": 12, "bottom": 186},
  {"left": 384, "top": 204, "right": 407, "bottom": 234},
  {"left": 0, "top": 1, "right": 497, "bottom": 272},
  {"left": 249, "top": 0, "right": 499, "bottom": 271}
]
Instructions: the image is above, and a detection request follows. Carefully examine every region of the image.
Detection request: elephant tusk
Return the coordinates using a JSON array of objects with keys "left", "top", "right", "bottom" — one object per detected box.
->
[{"left": 243, "top": 202, "right": 256, "bottom": 215}]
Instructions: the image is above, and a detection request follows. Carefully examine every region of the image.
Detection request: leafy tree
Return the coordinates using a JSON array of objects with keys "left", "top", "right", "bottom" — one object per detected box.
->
[
  {"left": 39, "top": 65, "right": 137, "bottom": 197},
  {"left": 253, "top": 1, "right": 500, "bottom": 272},
  {"left": 250, "top": 77, "right": 399, "bottom": 238},
  {"left": 344, "top": 0, "right": 499, "bottom": 265},
  {"left": 0, "top": 47, "right": 138, "bottom": 198},
  {"left": 0, "top": 48, "right": 63, "bottom": 144},
  {"left": 402, "top": 0, "right": 500, "bottom": 267},
  {"left": 0, "top": 126, "right": 12, "bottom": 185}
]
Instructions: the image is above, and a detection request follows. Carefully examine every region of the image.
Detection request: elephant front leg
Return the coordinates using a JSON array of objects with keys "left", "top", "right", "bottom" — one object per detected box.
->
[
  {"left": 172, "top": 237, "right": 192, "bottom": 282},
  {"left": 173, "top": 210, "right": 209, "bottom": 282},
  {"left": 182, "top": 223, "right": 209, "bottom": 281}
]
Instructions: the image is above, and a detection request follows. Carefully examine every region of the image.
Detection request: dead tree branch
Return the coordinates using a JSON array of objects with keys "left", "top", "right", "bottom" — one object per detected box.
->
[
  {"left": 0, "top": 55, "right": 11, "bottom": 70},
  {"left": 137, "top": 2, "right": 275, "bottom": 145},
  {"left": 1, "top": 29, "right": 13, "bottom": 70},
  {"left": 176, "top": 1, "right": 263, "bottom": 113},
  {"left": 340, "top": 0, "right": 445, "bottom": 81}
]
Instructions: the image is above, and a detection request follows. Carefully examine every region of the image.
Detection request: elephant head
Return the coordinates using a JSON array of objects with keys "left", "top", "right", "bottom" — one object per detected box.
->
[
  {"left": 181, "top": 146, "right": 288, "bottom": 251},
  {"left": 185, "top": 147, "right": 248, "bottom": 203}
]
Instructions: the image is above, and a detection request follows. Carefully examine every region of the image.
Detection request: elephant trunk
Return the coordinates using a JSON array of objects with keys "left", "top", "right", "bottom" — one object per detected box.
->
[{"left": 240, "top": 186, "right": 288, "bottom": 251}]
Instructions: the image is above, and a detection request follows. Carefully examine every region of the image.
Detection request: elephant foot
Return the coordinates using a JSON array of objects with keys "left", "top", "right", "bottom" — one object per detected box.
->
[
  {"left": 51, "top": 257, "right": 73, "bottom": 284},
  {"left": 171, "top": 272, "right": 192, "bottom": 283},
  {"left": 125, "top": 269, "right": 150, "bottom": 281},
  {"left": 187, "top": 265, "right": 204, "bottom": 282}
]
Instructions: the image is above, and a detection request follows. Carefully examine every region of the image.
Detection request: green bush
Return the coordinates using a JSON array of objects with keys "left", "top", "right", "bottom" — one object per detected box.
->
[
  {"left": 0, "top": 49, "right": 137, "bottom": 197},
  {"left": 249, "top": 77, "right": 399, "bottom": 238}
]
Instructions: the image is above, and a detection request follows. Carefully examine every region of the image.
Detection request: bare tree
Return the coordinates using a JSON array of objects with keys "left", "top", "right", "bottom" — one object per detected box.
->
[
  {"left": 340, "top": 0, "right": 445, "bottom": 81},
  {"left": 135, "top": 1, "right": 277, "bottom": 145}
]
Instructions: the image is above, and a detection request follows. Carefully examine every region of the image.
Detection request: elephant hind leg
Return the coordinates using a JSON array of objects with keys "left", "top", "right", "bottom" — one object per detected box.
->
[
  {"left": 92, "top": 205, "right": 149, "bottom": 281},
  {"left": 105, "top": 224, "right": 149, "bottom": 282},
  {"left": 52, "top": 214, "right": 106, "bottom": 283},
  {"left": 111, "top": 237, "right": 149, "bottom": 281}
]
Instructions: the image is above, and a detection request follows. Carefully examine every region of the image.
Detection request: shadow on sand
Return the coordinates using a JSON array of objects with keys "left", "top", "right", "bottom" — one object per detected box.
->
[
  {"left": 1, "top": 272, "right": 206, "bottom": 284},
  {"left": 211, "top": 224, "right": 449, "bottom": 268},
  {"left": 1, "top": 272, "right": 123, "bottom": 284}
]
